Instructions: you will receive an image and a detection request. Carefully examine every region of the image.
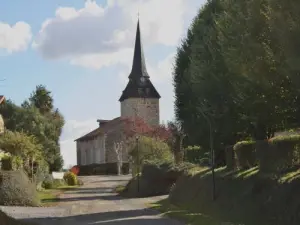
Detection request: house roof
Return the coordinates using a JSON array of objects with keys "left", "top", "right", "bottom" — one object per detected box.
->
[
  {"left": 74, "top": 117, "right": 122, "bottom": 142},
  {"left": 119, "top": 20, "right": 160, "bottom": 102}
]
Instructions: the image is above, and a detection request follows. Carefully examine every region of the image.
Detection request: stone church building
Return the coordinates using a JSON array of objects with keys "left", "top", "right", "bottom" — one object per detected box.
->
[{"left": 75, "top": 20, "right": 161, "bottom": 166}]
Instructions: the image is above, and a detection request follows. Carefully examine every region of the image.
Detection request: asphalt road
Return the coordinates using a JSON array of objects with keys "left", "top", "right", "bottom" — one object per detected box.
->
[{"left": 1, "top": 175, "right": 184, "bottom": 225}]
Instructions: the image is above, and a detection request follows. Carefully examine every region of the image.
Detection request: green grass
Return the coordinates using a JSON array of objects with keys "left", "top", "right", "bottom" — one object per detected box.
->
[
  {"left": 38, "top": 185, "right": 79, "bottom": 206},
  {"left": 114, "top": 185, "right": 126, "bottom": 194},
  {"left": 150, "top": 166, "right": 300, "bottom": 225}
]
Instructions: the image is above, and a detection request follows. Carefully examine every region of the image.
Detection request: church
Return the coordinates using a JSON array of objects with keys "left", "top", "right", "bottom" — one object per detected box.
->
[{"left": 75, "top": 20, "right": 161, "bottom": 166}]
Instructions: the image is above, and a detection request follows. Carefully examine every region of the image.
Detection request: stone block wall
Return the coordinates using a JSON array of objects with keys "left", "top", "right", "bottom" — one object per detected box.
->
[{"left": 120, "top": 98, "right": 159, "bottom": 126}]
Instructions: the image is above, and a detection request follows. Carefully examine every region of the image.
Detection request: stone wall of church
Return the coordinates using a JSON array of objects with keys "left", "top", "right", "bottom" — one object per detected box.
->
[
  {"left": 76, "top": 135, "right": 106, "bottom": 165},
  {"left": 120, "top": 98, "right": 159, "bottom": 126}
]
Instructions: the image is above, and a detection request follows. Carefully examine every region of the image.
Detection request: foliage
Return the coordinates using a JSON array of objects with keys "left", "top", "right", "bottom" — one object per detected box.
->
[
  {"left": 173, "top": 0, "right": 300, "bottom": 165},
  {"left": 233, "top": 140, "right": 257, "bottom": 169},
  {"left": 42, "top": 179, "right": 66, "bottom": 189},
  {"left": 0, "top": 170, "right": 39, "bottom": 206},
  {"left": 128, "top": 136, "right": 173, "bottom": 175},
  {"left": 184, "top": 145, "right": 209, "bottom": 165},
  {"left": 29, "top": 84, "right": 53, "bottom": 114},
  {"left": 70, "top": 165, "right": 80, "bottom": 175},
  {"left": 120, "top": 161, "right": 195, "bottom": 198},
  {"left": 63, "top": 171, "right": 78, "bottom": 186},
  {"left": 258, "top": 135, "right": 300, "bottom": 173},
  {"left": 0, "top": 85, "right": 65, "bottom": 172},
  {"left": 1, "top": 155, "right": 23, "bottom": 171}
]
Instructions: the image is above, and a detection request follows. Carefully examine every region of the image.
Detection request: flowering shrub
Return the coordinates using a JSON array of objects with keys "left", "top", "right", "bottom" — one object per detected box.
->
[{"left": 70, "top": 165, "right": 80, "bottom": 175}]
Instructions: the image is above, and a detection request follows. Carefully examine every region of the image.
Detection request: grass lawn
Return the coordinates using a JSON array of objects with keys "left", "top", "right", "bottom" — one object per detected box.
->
[{"left": 38, "top": 185, "right": 78, "bottom": 206}]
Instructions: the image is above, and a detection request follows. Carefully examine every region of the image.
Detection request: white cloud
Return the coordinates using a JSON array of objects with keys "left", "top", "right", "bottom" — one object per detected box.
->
[
  {"left": 60, "top": 119, "right": 98, "bottom": 167},
  {"left": 34, "top": 0, "right": 203, "bottom": 70},
  {"left": 0, "top": 21, "right": 32, "bottom": 53}
]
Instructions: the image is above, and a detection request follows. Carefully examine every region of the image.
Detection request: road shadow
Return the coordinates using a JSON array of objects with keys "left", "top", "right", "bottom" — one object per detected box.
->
[
  {"left": 90, "top": 179, "right": 130, "bottom": 184},
  {"left": 42, "top": 193, "right": 123, "bottom": 203},
  {"left": 20, "top": 208, "right": 183, "bottom": 225}
]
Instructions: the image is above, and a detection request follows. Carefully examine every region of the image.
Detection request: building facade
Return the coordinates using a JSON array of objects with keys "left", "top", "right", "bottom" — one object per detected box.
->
[{"left": 75, "top": 20, "right": 161, "bottom": 166}]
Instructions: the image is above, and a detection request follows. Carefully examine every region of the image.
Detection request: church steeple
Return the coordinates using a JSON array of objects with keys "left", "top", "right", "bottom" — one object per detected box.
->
[
  {"left": 129, "top": 19, "right": 149, "bottom": 79},
  {"left": 119, "top": 19, "right": 160, "bottom": 102}
]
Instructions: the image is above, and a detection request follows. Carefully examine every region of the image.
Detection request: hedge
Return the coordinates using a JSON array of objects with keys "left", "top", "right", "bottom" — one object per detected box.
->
[
  {"left": 259, "top": 135, "right": 300, "bottom": 172},
  {"left": 184, "top": 145, "right": 208, "bottom": 165},
  {"left": 233, "top": 140, "right": 256, "bottom": 169},
  {"left": 77, "top": 162, "right": 130, "bottom": 176},
  {"left": 228, "top": 135, "right": 300, "bottom": 173}
]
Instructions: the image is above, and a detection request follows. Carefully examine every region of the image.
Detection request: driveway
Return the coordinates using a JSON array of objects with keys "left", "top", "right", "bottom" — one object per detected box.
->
[{"left": 1, "top": 175, "right": 183, "bottom": 225}]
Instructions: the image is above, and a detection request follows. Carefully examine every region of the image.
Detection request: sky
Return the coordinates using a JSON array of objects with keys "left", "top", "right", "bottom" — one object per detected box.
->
[{"left": 0, "top": 0, "right": 205, "bottom": 168}]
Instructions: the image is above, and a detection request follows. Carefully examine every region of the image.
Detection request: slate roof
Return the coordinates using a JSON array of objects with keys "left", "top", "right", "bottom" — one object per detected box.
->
[
  {"left": 119, "top": 20, "right": 160, "bottom": 101},
  {"left": 74, "top": 117, "right": 133, "bottom": 142}
]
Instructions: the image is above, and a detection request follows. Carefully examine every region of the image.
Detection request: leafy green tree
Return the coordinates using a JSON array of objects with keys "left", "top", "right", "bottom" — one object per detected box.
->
[
  {"left": 128, "top": 136, "right": 173, "bottom": 175},
  {"left": 0, "top": 86, "right": 65, "bottom": 171},
  {"left": 29, "top": 85, "right": 54, "bottom": 114}
]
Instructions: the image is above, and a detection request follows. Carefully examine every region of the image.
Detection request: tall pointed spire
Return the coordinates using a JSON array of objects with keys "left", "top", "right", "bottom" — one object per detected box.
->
[
  {"left": 128, "top": 19, "right": 149, "bottom": 79},
  {"left": 119, "top": 19, "right": 160, "bottom": 102}
]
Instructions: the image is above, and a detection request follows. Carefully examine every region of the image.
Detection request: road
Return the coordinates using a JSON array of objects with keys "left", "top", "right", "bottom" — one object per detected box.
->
[{"left": 1, "top": 175, "right": 183, "bottom": 225}]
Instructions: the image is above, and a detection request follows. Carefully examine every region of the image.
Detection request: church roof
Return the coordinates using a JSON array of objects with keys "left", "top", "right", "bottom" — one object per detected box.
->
[{"left": 119, "top": 20, "right": 160, "bottom": 101}]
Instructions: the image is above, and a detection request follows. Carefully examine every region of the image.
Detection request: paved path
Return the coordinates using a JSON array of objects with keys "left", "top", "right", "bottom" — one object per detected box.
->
[{"left": 1, "top": 175, "right": 183, "bottom": 225}]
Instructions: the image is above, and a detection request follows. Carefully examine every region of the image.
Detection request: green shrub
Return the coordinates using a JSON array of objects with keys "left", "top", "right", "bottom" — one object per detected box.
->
[
  {"left": 63, "top": 171, "right": 77, "bottom": 186},
  {"left": 258, "top": 135, "right": 300, "bottom": 172},
  {"left": 185, "top": 146, "right": 207, "bottom": 164},
  {"left": 234, "top": 140, "right": 257, "bottom": 169},
  {"left": 1, "top": 155, "right": 23, "bottom": 171},
  {"left": 0, "top": 170, "right": 39, "bottom": 206},
  {"left": 121, "top": 161, "right": 196, "bottom": 198},
  {"left": 128, "top": 136, "right": 173, "bottom": 175},
  {"left": 42, "top": 179, "right": 65, "bottom": 189}
]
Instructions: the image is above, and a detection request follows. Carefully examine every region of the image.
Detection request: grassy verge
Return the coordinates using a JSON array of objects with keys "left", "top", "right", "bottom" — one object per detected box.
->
[
  {"left": 151, "top": 166, "right": 300, "bottom": 225},
  {"left": 114, "top": 185, "right": 126, "bottom": 194},
  {"left": 38, "top": 185, "right": 78, "bottom": 206},
  {"left": 151, "top": 199, "right": 224, "bottom": 225}
]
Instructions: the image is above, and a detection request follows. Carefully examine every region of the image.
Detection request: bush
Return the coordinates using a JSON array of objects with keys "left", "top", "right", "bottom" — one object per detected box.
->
[
  {"left": 70, "top": 165, "right": 79, "bottom": 175},
  {"left": 258, "top": 135, "right": 300, "bottom": 173},
  {"left": 1, "top": 155, "right": 23, "bottom": 171},
  {"left": 185, "top": 146, "right": 207, "bottom": 164},
  {"left": 63, "top": 171, "right": 77, "bottom": 186},
  {"left": 0, "top": 170, "right": 39, "bottom": 206},
  {"left": 129, "top": 136, "right": 173, "bottom": 175},
  {"left": 120, "top": 161, "right": 196, "bottom": 198},
  {"left": 234, "top": 140, "right": 256, "bottom": 169},
  {"left": 42, "top": 179, "right": 66, "bottom": 189}
]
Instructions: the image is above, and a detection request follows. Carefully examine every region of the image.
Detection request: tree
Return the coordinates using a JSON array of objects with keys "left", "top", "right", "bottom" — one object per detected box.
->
[
  {"left": 29, "top": 85, "right": 54, "bottom": 115},
  {"left": 0, "top": 86, "right": 65, "bottom": 171},
  {"left": 166, "top": 121, "right": 186, "bottom": 164},
  {"left": 0, "top": 130, "right": 44, "bottom": 176},
  {"left": 128, "top": 136, "right": 173, "bottom": 176},
  {"left": 113, "top": 141, "right": 123, "bottom": 175}
]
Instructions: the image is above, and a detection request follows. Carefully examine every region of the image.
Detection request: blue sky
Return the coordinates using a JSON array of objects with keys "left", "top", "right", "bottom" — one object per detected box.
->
[{"left": 0, "top": 0, "right": 204, "bottom": 168}]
